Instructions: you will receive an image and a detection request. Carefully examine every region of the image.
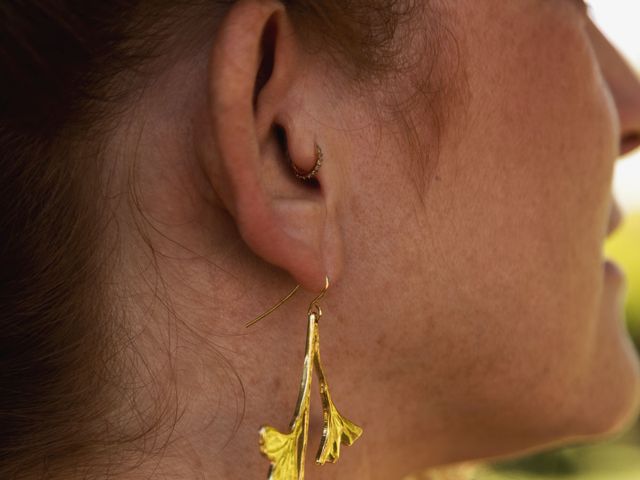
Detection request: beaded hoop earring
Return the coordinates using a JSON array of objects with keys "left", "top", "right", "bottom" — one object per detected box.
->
[{"left": 287, "top": 142, "right": 324, "bottom": 180}]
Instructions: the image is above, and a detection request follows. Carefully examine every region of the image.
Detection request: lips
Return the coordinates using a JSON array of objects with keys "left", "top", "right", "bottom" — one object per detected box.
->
[{"left": 606, "top": 197, "right": 624, "bottom": 237}]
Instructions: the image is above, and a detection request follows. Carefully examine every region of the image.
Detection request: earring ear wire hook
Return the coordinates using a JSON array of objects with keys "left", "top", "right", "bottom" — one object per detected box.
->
[{"left": 245, "top": 275, "right": 330, "bottom": 328}]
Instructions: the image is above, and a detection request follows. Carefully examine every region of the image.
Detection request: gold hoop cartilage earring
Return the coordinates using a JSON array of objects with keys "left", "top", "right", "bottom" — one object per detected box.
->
[
  {"left": 246, "top": 276, "right": 363, "bottom": 480},
  {"left": 288, "top": 143, "right": 324, "bottom": 181}
]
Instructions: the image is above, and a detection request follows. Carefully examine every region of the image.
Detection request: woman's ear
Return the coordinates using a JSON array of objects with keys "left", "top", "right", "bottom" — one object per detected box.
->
[{"left": 197, "top": 0, "right": 344, "bottom": 293}]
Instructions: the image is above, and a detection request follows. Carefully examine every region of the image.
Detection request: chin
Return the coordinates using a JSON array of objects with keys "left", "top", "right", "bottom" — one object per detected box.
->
[{"left": 569, "top": 320, "right": 640, "bottom": 442}]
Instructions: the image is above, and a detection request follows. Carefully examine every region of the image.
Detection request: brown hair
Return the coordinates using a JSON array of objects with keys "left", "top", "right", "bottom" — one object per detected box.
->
[{"left": 0, "top": 1, "right": 419, "bottom": 478}]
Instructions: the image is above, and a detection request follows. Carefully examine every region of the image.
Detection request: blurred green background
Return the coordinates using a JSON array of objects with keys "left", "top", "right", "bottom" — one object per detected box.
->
[
  {"left": 609, "top": 213, "right": 640, "bottom": 349},
  {"left": 476, "top": 211, "right": 640, "bottom": 480}
]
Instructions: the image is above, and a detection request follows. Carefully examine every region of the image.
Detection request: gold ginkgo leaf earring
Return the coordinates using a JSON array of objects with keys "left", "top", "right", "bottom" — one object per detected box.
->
[{"left": 245, "top": 275, "right": 363, "bottom": 480}]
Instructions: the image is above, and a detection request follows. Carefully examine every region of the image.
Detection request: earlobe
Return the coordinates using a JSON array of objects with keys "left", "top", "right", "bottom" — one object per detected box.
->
[{"left": 198, "top": 0, "right": 343, "bottom": 293}]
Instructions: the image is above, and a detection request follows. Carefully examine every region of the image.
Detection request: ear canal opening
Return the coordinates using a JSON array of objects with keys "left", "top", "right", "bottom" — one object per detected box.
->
[
  {"left": 275, "top": 123, "right": 288, "bottom": 151},
  {"left": 253, "top": 15, "right": 278, "bottom": 109}
]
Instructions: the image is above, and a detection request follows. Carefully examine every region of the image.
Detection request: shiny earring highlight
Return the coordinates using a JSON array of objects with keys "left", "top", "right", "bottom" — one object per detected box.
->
[{"left": 245, "top": 276, "right": 363, "bottom": 480}]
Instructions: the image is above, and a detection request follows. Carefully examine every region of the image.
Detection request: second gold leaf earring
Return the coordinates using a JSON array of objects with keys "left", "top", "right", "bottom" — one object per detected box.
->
[{"left": 245, "top": 276, "right": 363, "bottom": 480}]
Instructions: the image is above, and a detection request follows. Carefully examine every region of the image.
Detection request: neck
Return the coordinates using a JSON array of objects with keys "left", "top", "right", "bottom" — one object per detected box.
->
[
  {"left": 96, "top": 114, "right": 469, "bottom": 479},
  {"left": 102, "top": 198, "right": 375, "bottom": 479}
]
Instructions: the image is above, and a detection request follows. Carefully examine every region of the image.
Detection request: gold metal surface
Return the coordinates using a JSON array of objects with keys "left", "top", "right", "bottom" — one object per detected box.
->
[
  {"left": 247, "top": 276, "right": 363, "bottom": 479},
  {"left": 314, "top": 329, "right": 363, "bottom": 465}
]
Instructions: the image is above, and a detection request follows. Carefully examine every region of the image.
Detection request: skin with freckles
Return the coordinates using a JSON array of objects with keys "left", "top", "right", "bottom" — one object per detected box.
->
[{"left": 102, "top": 1, "right": 640, "bottom": 479}]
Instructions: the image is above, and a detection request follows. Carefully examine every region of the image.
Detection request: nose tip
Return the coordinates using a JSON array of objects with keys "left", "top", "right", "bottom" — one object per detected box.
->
[
  {"left": 617, "top": 93, "right": 640, "bottom": 156},
  {"left": 614, "top": 72, "right": 640, "bottom": 158},
  {"left": 587, "top": 19, "right": 640, "bottom": 158}
]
